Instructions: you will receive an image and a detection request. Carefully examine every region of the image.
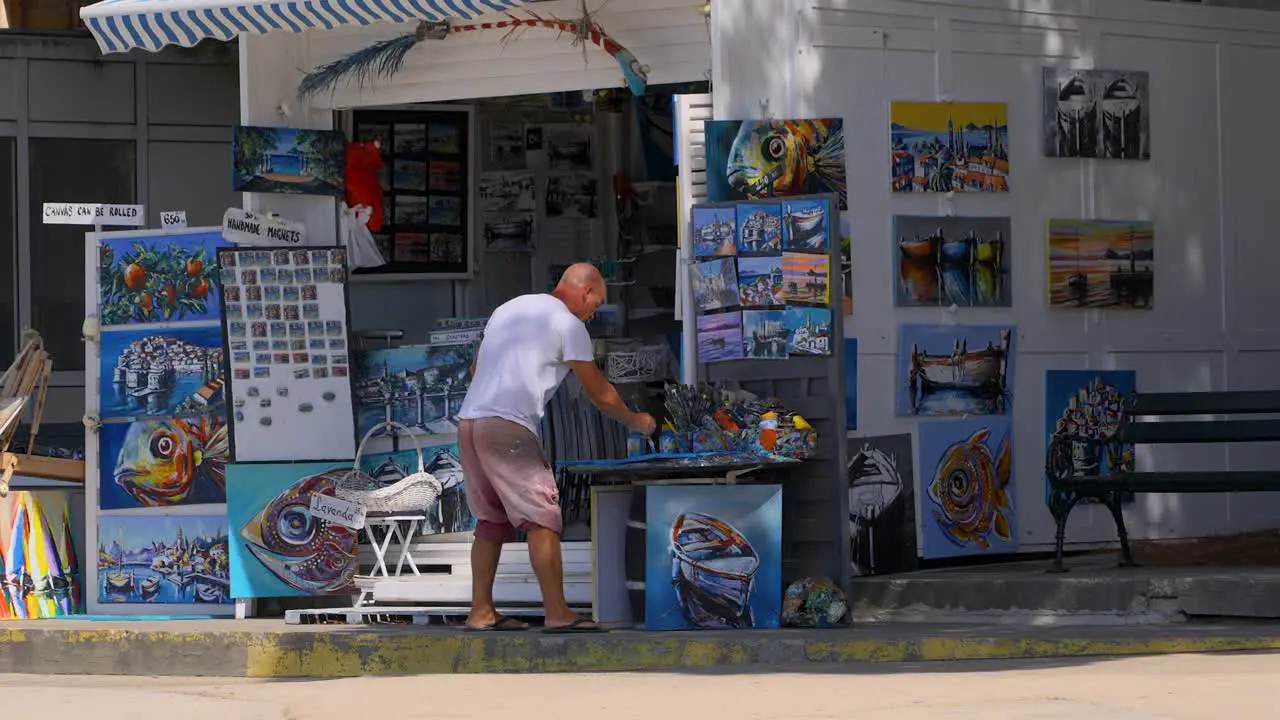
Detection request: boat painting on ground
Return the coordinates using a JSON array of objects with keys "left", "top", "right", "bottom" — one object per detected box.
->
[
  {"left": 692, "top": 206, "right": 736, "bottom": 258},
  {"left": 98, "top": 325, "right": 225, "bottom": 420},
  {"left": 354, "top": 343, "right": 475, "bottom": 438},
  {"left": 1043, "top": 68, "right": 1150, "bottom": 160},
  {"left": 360, "top": 445, "right": 475, "bottom": 536},
  {"left": 704, "top": 119, "right": 848, "bottom": 209},
  {"left": 847, "top": 433, "right": 918, "bottom": 577},
  {"left": 690, "top": 258, "right": 740, "bottom": 313},
  {"left": 742, "top": 310, "right": 787, "bottom": 359},
  {"left": 226, "top": 462, "right": 360, "bottom": 599},
  {"left": 736, "top": 203, "right": 783, "bottom": 256},
  {"left": 98, "top": 230, "right": 230, "bottom": 326},
  {"left": 696, "top": 312, "right": 745, "bottom": 363},
  {"left": 1044, "top": 370, "right": 1137, "bottom": 507},
  {"left": 1048, "top": 219, "right": 1154, "bottom": 308},
  {"left": 897, "top": 324, "right": 1015, "bottom": 416},
  {"left": 785, "top": 307, "right": 832, "bottom": 356},
  {"left": 917, "top": 417, "right": 1016, "bottom": 560},
  {"left": 1, "top": 491, "right": 81, "bottom": 618},
  {"left": 231, "top": 126, "right": 345, "bottom": 197},
  {"left": 645, "top": 484, "right": 782, "bottom": 630},
  {"left": 781, "top": 253, "right": 829, "bottom": 305},
  {"left": 97, "top": 515, "right": 230, "bottom": 605},
  {"left": 890, "top": 102, "right": 1009, "bottom": 193},
  {"left": 783, "top": 198, "right": 830, "bottom": 251},
  {"left": 98, "top": 417, "right": 229, "bottom": 509},
  {"left": 737, "top": 256, "right": 784, "bottom": 308},
  {"left": 893, "top": 215, "right": 1011, "bottom": 307}
]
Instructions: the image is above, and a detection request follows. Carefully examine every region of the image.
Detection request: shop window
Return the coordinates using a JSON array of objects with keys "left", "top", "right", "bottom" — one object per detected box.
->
[
  {"left": 28, "top": 139, "right": 136, "bottom": 373},
  {"left": 0, "top": 139, "right": 14, "bottom": 369}
]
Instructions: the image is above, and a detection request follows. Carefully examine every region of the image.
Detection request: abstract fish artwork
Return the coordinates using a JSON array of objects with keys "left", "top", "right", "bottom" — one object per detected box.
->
[
  {"left": 917, "top": 418, "right": 1017, "bottom": 559},
  {"left": 226, "top": 462, "right": 361, "bottom": 598},
  {"left": 846, "top": 433, "right": 917, "bottom": 576},
  {"left": 705, "top": 119, "right": 847, "bottom": 209},
  {"left": 98, "top": 417, "right": 229, "bottom": 510}
]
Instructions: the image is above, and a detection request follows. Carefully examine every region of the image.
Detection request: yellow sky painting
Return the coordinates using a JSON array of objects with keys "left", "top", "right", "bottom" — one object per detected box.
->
[{"left": 891, "top": 102, "right": 1009, "bottom": 132}]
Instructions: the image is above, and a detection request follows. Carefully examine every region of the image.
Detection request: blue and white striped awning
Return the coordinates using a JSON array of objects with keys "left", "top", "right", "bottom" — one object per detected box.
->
[{"left": 80, "top": 0, "right": 535, "bottom": 55}]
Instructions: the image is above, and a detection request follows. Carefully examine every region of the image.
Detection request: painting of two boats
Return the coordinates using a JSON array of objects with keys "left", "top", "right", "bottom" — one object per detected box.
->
[
  {"left": 1049, "top": 219, "right": 1154, "bottom": 308},
  {"left": 1043, "top": 68, "right": 1150, "bottom": 160},
  {"left": 704, "top": 119, "right": 847, "bottom": 210},
  {"left": 895, "top": 215, "right": 1011, "bottom": 307},
  {"left": 897, "top": 324, "right": 1015, "bottom": 417}
]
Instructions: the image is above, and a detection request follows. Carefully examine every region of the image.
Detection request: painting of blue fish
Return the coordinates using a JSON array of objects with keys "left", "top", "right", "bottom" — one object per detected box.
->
[
  {"left": 98, "top": 417, "right": 229, "bottom": 509},
  {"left": 227, "top": 462, "right": 361, "bottom": 598},
  {"left": 918, "top": 418, "right": 1016, "bottom": 559},
  {"left": 705, "top": 119, "right": 847, "bottom": 209},
  {"left": 645, "top": 484, "right": 782, "bottom": 630},
  {"left": 692, "top": 206, "right": 736, "bottom": 258},
  {"left": 98, "top": 230, "right": 230, "bottom": 326},
  {"left": 98, "top": 325, "right": 225, "bottom": 420},
  {"left": 897, "top": 324, "right": 1014, "bottom": 416},
  {"left": 1044, "top": 370, "right": 1137, "bottom": 506},
  {"left": 97, "top": 514, "right": 231, "bottom": 605}
]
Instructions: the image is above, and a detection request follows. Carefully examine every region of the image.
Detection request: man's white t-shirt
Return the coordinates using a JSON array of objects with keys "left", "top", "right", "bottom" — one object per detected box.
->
[{"left": 458, "top": 293, "right": 594, "bottom": 435}]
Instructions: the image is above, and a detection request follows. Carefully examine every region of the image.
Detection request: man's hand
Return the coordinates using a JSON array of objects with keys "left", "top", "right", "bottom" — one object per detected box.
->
[
  {"left": 570, "top": 360, "right": 657, "bottom": 433},
  {"left": 627, "top": 412, "right": 657, "bottom": 435}
]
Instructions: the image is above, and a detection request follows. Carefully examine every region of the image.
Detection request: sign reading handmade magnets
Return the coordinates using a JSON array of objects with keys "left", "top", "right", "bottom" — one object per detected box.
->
[
  {"left": 222, "top": 207, "right": 307, "bottom": 246},
  {"left": 42, "top": 203, "right": 145, "bottom": 227},
  {"left": 309, "top": 493, "right": 366, "bottom": 530}
]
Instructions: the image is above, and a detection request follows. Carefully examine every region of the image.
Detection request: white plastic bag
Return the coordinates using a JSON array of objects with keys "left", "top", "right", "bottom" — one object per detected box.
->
[{"left": 340, "top": 202, "right": 387, "bottom": 269}]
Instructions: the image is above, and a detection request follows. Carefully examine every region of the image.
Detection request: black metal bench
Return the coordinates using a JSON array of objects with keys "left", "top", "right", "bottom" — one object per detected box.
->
[{"left": 1045, "top": 390, "right": 1280, "bottom": 572}]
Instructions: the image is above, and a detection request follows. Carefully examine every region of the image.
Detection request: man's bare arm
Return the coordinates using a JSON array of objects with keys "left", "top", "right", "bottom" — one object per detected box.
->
[{"left": 569, "top": 360, "right": 655, "bottom": 433}]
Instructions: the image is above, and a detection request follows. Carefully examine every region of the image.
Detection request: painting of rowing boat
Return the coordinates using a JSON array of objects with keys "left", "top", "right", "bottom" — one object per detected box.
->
[
  {"left": 847, "top": 433, "right": 918, "bottom": 576},
  {"left": 1048, "top": 219, "right": 1154, "bottom": 308},
  {"left": 704, "top": 119, "right": 847, "bottom": 209},
  {"left": 891, "top": 102, "right": 1009, "bottom": 193},
  {"left": 1043, "top": 68, "right": 1150, "bottom": 160},
  {"left": 1044, "top": 370, "right": 1137, "bottom": 507},
  {"left": 645, "top": 484, "right": 782, "bottom": 630},
  {"left": 97, "top": 514, "right": 230, "bottom": 605},
  {"left": 783, "top": 198, "right": 830, "bottom": 252},
  {"left": 696, "top": 312, "right": 745, "bottom": 364},
  {"left": 692, "top": 205, "right": 736, "bottom": 258},
  {"left": 918, "top": 417, "right": 1016, "bottom": 559},
  {"left": 897, "top": 324, "right": 1015, "bottom": 416},
  {"left": 893, "top": 215, "right": 1011, "bottom": 307}
]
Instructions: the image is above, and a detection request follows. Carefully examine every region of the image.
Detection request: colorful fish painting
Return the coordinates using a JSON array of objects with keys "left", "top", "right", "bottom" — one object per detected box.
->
[
  {"left": 918, "top": 418, "right": 1017, "bottom": 559},
  {"left": 227, "top": 462, "right": 360, "bottom": 598},
  {"left": 99, "top": 417, "right": 229, "bottom": 509},
  {"left": 706, "top": 119, "right": 847, "bottom": 209}
]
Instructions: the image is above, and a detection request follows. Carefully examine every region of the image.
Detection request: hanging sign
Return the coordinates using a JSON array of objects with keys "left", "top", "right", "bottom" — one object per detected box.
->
[
  {"left": 160, "top": 210, "right": 188, "bottom": 229},
  {"left": 429, "top": 328, "right": 482, "bottom": 345},
  {"left": 221, "top": 207, "right": 307, "bottom": 247},
  {"left": 309, "top": 493, "right": 366, "bottom": 530},
  {"left": 42, "top": 203, "right": 145, "bottom": 227}
]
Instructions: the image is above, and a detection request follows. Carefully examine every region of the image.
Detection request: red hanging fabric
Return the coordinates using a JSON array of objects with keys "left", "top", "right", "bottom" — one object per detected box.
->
[{"left": 344, "top": 141, "right": 384, "bottom": 232}]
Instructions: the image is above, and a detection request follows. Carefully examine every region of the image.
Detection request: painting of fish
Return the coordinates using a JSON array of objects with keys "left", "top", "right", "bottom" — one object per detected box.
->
[
  {"left": 846, "top": 433, "right": 918, "bottom": 576},
  {"left": 98, "top": 417, "right": 229, "bottom": 509},
  {"left": 918, "top": 418, "right": 1016, "bottom": 559},
  {"left": 705, "top": 119, "right": 847, "bottom": 209},
  {"left": 226, "top": 462, "right": 361, "bottom": 598}
]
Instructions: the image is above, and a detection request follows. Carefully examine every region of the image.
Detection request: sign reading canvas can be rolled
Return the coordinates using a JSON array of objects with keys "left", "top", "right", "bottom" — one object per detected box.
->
[{"left": 43, "top": 202, "right": 145, "bottom": 227}]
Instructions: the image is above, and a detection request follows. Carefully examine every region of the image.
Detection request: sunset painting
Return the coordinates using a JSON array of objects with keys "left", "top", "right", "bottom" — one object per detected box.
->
[{"left": 1047, "top": 219, "right": 1154, "bottom": 309}]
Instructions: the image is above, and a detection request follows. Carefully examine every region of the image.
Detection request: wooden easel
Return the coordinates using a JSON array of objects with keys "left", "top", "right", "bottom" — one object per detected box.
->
[{"left": 0, "top": 330, "right": 83, "bottom": 493}]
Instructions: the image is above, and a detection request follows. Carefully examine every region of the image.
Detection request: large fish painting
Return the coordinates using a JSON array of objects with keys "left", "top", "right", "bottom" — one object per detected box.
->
[
  {"left": 705, "top": 119, "right": 847, "bottom": 210},
  {"left": 98, "top": 417, "right": 229, "bottom": 510},
  {"left": 846, "top": 433, "right": 917, "bottom": 576},
  {"left": 918, "top": 418, "right": 1016, "bottom": 559},
  {"left": 226, "top": 462, "right": 360, "bottom": 598}
]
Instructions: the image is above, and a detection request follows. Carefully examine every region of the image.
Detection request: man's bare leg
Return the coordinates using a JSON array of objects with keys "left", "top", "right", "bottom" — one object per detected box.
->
[
  {"left": 465, "top": 537, "right": 503, "bottom": 628},
  {"left": 526, "top": 526, "right": 595, "bottom": 628}
]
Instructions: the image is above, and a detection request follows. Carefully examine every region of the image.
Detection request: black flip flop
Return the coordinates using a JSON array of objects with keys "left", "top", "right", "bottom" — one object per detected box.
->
[
  {"left": 543, "top": 618, "right": 608, "bottom": 634},
  {"left": 463, "top": 615, "right": 529, "bottom": 632}
]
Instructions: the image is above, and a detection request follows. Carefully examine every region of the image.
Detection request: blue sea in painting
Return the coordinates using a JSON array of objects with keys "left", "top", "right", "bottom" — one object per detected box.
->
[
  {"left": 97, "top": 515, "right": 230, "bottom": 605},
  {"left": 354, "top": 344, "right": 474, "bottom": 437},
  {"left": 896, "top": 324, "right": 1015, "bottom": 416},
  {"left": 97, "top": 324, "right": 225, "bottom": 420},
  {"left": 645, "top": 484, "right": 782, "bottom": 630},
  {"left": 784, "top": 306, "right": 832, "bottom": 356},
  {"left": 692, "top": 206, "right": 736, "bottom": 258},
  {"left": 783, "top": 198, "right": 829, "bottom": 251},
  {"left": 736, "top": 203, "right": 783, "bottom": 255},
  {"left": 917, "top": 417, "right": 1016, "bottom": 560}
]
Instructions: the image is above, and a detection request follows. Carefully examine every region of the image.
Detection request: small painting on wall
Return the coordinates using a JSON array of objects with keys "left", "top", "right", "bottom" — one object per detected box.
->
[
  {"left": 847, "top": 433, "right": 917, "bottom": 576},
  {"left": 98, "top": 514, "right": 231, "bottom": 605},
  {"left": 893, "top": 215, "right": 1011, "bottom": 307},
  {"left": 737, "top": 256, "right": 784, "bottom": 309},
  {"left": 1043, "top": 68, "right": 1150, "bottom": 160},
  {"left": 918, "top": 417, "right": 1016, "bottom": 560},
  {"left": 890, "top": 102, "right": 1009, "bottom": 193},
  {"left": 897, "top": 324, "right": 1014, "bottom": 416},
  {"left": 692, "top": 206, "right": 736, "bottom": 258},
  {"left": 98, "top": 230, "right": 230, "bottom": 326},
  {"left": 98, "top": 325, "right": 225, "bottom": 420},
  {"left": 1044, "top": 370, "right": 1137, "bottom": 506},
  {"left": 1048, "top": 219, "right": 1154, "bottom": 309},
  {"left": 354, "top": 342, "right": 475, "bottom": 438},
  {"left": 690, "top": 258, "right": 740, "bottom": 313},
  {"left": 741, "top": 310, "right": 787, "bottom": 359},
  {"left": 98, "top": 417, "right": 228, "bottom": 509},
  {"left": 231, "top": 126, "right": 346, "bottom": 197},
  {"left": 696, "top": 312, "right": 745, "bottom": 364},
  {"left": 705, "top": 119, "right": 847, "bottom": 209}
]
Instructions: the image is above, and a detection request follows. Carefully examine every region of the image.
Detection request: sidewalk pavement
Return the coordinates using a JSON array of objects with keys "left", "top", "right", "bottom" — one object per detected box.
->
[{"left": 1, "top": 618, "right": 1278, "bottom": 678}]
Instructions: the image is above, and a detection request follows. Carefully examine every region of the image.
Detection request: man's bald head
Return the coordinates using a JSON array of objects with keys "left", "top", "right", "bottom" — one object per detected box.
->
[{"left": 552, "top": 263, "right": 607, "bottom": 320}]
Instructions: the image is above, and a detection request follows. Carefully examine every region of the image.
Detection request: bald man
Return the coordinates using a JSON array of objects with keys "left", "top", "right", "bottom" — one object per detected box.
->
[{"left": 458, "top": 263, "right": 656, "bottom": 633}]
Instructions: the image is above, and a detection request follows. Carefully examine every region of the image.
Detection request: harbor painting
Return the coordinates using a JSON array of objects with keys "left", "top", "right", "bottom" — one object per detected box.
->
[
  {"left": 354, "top": 342, "right": 475, "bottom": 439},
  {"left": 741, "top": 310, "right": 787, "bottom": 359},
  {"left": 692, "top": 205, "right": 736, "bottom": 258},
  {"left": 1048, "top": 219, "right": 1154, "bottom": 308},
  {"left": 897, "top": 324, "right": 1015, "bottom": 416},
  {"left": 1043, "top": 68, "right": 1150, "bottom": 160},
  {"left": 737, "top": 256, "right": 784, "bottom": 308},
  {"left": 1044, "top": 370, "right": 1137, "bottom": 506},
  {"left": 98, "top": 325, "right": 225, "bottom": 420},
  {"left": 645, "top": 484, "right": 782, "bottom": 630},
  {"left": 785, "top": 307, "right": 832, "bottom": 356},
  {"left": 231, "top": 126, "right": 345, "bottom": 197},
  {"left": 690, "top": 258, "right": 740, "bottom": 313},
  {"left": 97, "top": 515, "right": 230, "bottom": 605},
  {"left": 360, "top": 445, "right": 475, "bottom": 536},
  {"left": 781, "top": 253, "right": 829, "bottom": 305},
  {"left": 705, "top": 119, "right": 848, "bottom": 209},
  {"left": 736, "top": 203, "right": 783, "bottom": 256},
  {"left": 894, "top": 215, "right": 1011, "bottom": 307},
  {"left": 783, "top": 198, "right": 829, "bottom": 252},
  {"left": 98, "top": 417, "right": 229, "bottom": 509},
  {"left": 918, "top": 417, "right": 1016, "bottom": 560},
  {"left": 890, "top": 102, "right": 1009, "bottom": 193},
  {"left": 847, "top": 433, "right": 918, "bottom": 576},
  {"left": 696, "top": 312, "right": 745, "bottom": 363},
  {"left": 98, "top": 230, "right": 230, "bottom": 326},
  {"left": 227, "top": 462, "right": 361, "bottom": 598}
]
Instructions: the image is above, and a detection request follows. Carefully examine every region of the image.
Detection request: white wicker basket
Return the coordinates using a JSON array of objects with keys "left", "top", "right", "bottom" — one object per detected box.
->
[{"left": 334, "top": 420, "right": 443, "bottom": 515}]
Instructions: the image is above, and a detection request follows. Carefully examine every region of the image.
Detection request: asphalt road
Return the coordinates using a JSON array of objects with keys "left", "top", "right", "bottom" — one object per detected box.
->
[{"left": 2, "top": 652, "right": 1275, "bottom": 719}]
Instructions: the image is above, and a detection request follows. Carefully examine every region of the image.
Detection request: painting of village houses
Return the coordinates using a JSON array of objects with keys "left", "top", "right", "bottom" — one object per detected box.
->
[
  {"left": 890, "top": 102, "right": 1009, "bottom": 193},
  {"left": 786, "top": 307, "right": 832, "bottom": 356},
  {"left": 98, "top": 326, "right": 225, "bottom": 420},
  {"left": 737, "top": 256, "right": 784, "bottom": 308},
  {"left": 354, "top": 342, "right": 476, "bottom": 438},
  {"left": 690, "top": 258, "right": 740, "bottom": 313},
  {"left": 1048, "top": 219, "right": 1154, "bottom": 308},
  {"left": 98, "top": 515, "right": 231, "bottom": 605},
  {"left": 894, "top": 215, "right": 1011, "bottom": 307},
  {"left": 736, "top": 203, "right": 783, "bottom": 255},
  {"left": 360, "top": 445, "right": 475, "bottom": 535},
  {"left": 692, "top": 205, "right": 736, "bottom": 258}
]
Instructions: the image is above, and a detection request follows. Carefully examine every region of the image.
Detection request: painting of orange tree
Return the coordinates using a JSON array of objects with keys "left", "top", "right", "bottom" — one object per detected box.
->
[
  {"left": 98, "top": 230, "right": 230, "bottom": 326},
  {"left": 1048, "top": 219, "right": 1154, "bottom": 309},
  {"left": 232, "top": 126, "right": 346, "bottom": 197}
]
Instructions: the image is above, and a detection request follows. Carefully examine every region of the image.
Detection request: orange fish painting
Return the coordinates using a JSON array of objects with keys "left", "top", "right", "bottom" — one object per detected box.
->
[
  {"left": 919, "top": 418, "right": 1016, "bottom": 558},
  {"left": 100, "top": 417, "right": 229, "bottom": 509},
  {"left": 706, "top": 119, "right": 847, "bottom": 209}
]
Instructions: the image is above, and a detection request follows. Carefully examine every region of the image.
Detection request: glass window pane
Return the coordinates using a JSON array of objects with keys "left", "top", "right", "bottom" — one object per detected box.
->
[
  {"left": 28, "top": 139, "right": 136, "bottom": 373},
  {"left": 0, "top": 139, "right": 14, "bottom": 370}
]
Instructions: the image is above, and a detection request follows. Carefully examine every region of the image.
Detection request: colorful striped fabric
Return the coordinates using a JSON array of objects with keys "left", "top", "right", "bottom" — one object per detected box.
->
[{"left": 79, "top": 0, "right": 536, "bottom": 55}]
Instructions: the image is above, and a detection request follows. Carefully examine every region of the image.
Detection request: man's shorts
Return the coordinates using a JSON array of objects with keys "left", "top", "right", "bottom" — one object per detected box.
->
[{"left": 458, "top": 417, "right": 562, "bottom": 542}]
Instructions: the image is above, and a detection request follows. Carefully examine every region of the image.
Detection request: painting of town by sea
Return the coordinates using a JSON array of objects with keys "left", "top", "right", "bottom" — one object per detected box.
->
[
  {"left": 1048, "top": 219, "right": 1154, "bottom": 309},
  {"left": 785, "top": 307, "right": 832, "bottom": 356},
  {"left": 737, "top": 256, "right": 784, "bottom": 308},
  {"left": 704, "top": 119, "right": 848, "bottom": 209},
  {"left": 897, "top": 324, "right": 1015, "bottom": 416},
  {"left": 697, "top": 312, "right": 744, "bottom": 363},
  {"left": 692, "top": 205, "right": 736, "bottom": 258},
  {"left": 893, "top": 215, "right": 1011, "bottom": 307},
  {"left": 917, "top": 417, "right": 1016, "bottom": 560},
  {"left": 781, "top": 253, "right": 830, "bottom": 305},
  {"left": 98, "top": 325, "right": 226, "bottom": 420},
  {"left": 354, "top": 342, "right": 476, "bottom": 438},
  {"left": 98, "top": 417, "right": 228, "bottom": 510},
  {"left": 98, "top": 230, "right": 230, "bottom": 326},
  {"left": 232, "top": 126, "right": 346, "bottom": 197},
  {"left": 890, "top": 102, "right": 1009, "bottom": 193},
  {"left": 736, "top": 203, "right": 783, "bottom": 256},
  {"left": 98, "top": 515, "right": 231, "bottom": 605}
]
